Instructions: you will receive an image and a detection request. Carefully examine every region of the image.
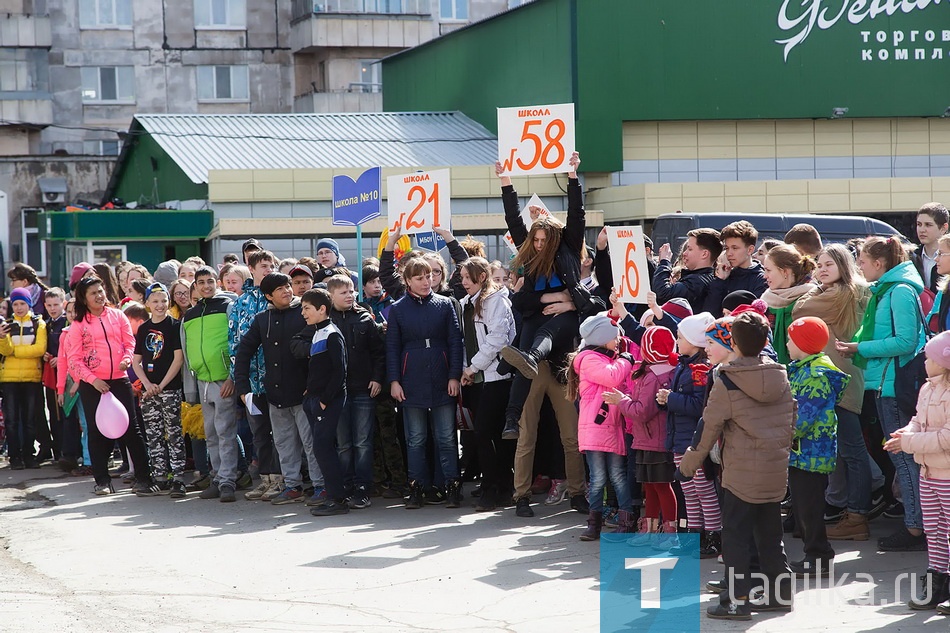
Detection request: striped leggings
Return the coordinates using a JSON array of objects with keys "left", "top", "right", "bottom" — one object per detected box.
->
[
  {"left": 920, "top": 477, "right": 950, "bottom": 573},
  {"left": 674, "top": 453, "right": 722, "bottom": 531}
]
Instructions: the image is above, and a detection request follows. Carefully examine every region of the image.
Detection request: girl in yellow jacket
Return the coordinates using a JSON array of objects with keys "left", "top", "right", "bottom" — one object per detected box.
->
[{"left": 0, "top": 287, "right": 47, "bottom": 469}]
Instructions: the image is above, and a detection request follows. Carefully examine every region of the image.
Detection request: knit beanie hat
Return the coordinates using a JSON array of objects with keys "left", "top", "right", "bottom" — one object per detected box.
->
[
  {"left": 722, "top": 290, "right": 756, "bottom": 313},
  {"left": 9, "top": 287, "right": 31, "bottom": 308},
  {"left": 316, "top": 238, "right": 347, "bottom": 267},
  {"left": 787, "top": 317, "right": 830, "bottom": 356},
  {"left": 642, "top": 326, "right": 677, "bottom": 364},
  {"left": 677, "top": 312, "right": 716, "bottom": 348},
  {"left": 69, "top": 262, "right": 94, "bottom": 289},
  {"left": 579, "top": 312, "right": 621, "bottom": 348},
  {"left": 705, "top": 317, "right": 735, "bottom": 350},
  {"left": 730, "top": 299, "right": 768, "bottom": 318},
  {"left": 661, "top": 297, "right": 692, "bottom": 323},
  {"left": 926, "top": 330, "right": 950, "bottom": 371},
  {"left": 153, "top": 260, "right": 179, "bottom": 287}
]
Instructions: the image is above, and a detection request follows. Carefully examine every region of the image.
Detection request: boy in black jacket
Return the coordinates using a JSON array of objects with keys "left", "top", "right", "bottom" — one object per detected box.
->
[
  {"left": 235, "top": 273, "right": 324, "bottom": 506},
  {"left": 326, "top": 274, "right": 385, "bottom": 509},
  {"left": 293, "top": 288, "right": 349, "bottom": 516}
]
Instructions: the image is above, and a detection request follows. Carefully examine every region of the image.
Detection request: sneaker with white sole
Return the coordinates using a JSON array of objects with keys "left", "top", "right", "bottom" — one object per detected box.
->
[
  {"left": 270, "top": 485, "right": 303, "bottom": 505},
  {"left": 544, "top": 479, "right": 568, "bottom": 505},
  {"left": 261, "top": 475, "right": 284, "bottom": 501},
  {"left": 245, "top": 474, "right": 271, "bottom": 500}
]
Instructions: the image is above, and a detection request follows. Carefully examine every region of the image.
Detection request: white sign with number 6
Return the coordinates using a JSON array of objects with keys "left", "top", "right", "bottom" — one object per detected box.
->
[
  {"left": 497, "top": 103, "right": 576, "bottom": 176},
  {"left": 387, "top": 169, "right": 451, "bottom": 236},
  {"left": 503, "top": 193, "right": 551, "bottom": 254},
  {"left": 606, "top": 225, "right": 651, "bottom": 305}
]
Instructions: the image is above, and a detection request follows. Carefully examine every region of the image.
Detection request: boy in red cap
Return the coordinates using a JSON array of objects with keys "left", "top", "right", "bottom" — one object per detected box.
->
[{"left": 785, "top": 316, "right": 850, "bottom": 577}]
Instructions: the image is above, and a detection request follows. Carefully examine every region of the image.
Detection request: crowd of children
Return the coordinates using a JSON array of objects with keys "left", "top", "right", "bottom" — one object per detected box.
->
[{"left": 2, "top": 162, "right": 950, "bottom": 621}]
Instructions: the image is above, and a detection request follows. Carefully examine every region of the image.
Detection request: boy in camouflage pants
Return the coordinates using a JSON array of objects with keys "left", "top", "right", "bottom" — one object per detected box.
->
[{"left": 132, "top": 282, "right": 187, "bottom": 497}]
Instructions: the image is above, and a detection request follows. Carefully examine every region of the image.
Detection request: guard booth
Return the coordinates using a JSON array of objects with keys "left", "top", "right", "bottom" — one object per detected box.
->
[{"left": 38, "top": 209, "right": 214, "bottom": 287}]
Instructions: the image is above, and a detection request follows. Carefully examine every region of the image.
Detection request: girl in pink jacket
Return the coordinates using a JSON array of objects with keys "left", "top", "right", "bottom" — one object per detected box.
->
[
  {"left": 567, "top": 313, "right": 634, "bottom": 542},
  {"left": 886, "top": 330, "right": 950, "bottom": 611},
  {"left": 63, "top": 277, "right": 153, "bottom": 496},
  {"left": 605, "top": 326, "right": 679, "bottom": 548}
]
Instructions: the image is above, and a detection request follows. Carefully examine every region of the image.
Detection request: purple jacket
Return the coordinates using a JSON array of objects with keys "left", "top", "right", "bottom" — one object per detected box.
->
[
  {"left": 618, "top": 363, "right": 676, "bottom": 453},
  {"left": 575, "top": 348, "right": 633, "bottom": 455}
]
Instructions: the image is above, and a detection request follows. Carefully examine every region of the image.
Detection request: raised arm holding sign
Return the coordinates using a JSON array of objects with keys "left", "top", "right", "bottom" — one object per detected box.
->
[
  {"left": 387, "top": 169, "right": 451, "bottom": 236},
  {"left": 497, "top": 103, "right": 576, "bottom": 176},
  {"left": 606, "top": 225, "right": 652, "bottom": 305}
]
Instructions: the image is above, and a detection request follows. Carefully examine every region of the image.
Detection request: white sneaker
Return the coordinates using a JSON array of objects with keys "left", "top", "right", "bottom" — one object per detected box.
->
[
  {"left": 544, "top": 480, "right": 568, "bottom": 505},
  {"left": 244, "top": 474, "right": 271, "bottom": 500},
  {"left": 261, "top": 475, "right": 284, "bottom": 501}
]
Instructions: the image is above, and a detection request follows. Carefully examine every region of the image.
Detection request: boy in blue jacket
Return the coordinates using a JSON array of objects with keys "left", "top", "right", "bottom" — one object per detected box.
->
[{"left": 293, "top": 288, "right": 349, "bottom": 517}]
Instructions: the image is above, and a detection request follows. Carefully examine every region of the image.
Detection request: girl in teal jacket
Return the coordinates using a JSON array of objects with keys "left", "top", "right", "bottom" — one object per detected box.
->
[{"left": 837, "top": 237, "right": 926, "bottom": 551}]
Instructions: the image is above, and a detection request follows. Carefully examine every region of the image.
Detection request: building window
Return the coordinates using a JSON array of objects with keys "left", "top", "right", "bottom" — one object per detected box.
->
[
  {"left": 0, "top": 49, "right": 49, "bottom": 93},
  {"left": 195, "top": 0, "right": 246, "bottom": 28},
  {"left": 440, "top": 0, "right": 467, "bottom": 20},
  {"left": 84, "top": 140, "right": 120, "bottom": 155},
  {"left": 79, "top": 0, "right": 132, "bottom": 28},
  {"left": 353, "top": 59, "right": 380, "bottom": 93},
  {"left": 197, "top": 65, "right": 249, "bottom": 101},
  {"left": 80, "top": 66, "right": 135, "bottom": 102}
]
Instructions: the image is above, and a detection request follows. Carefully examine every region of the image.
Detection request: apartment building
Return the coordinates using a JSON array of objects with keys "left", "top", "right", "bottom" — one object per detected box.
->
[
  {"left": 290, "top": 0, "right": 523, "bottom": 113},
  {"left": 0, "top": 0, "right": 529, "bottom": 275}
]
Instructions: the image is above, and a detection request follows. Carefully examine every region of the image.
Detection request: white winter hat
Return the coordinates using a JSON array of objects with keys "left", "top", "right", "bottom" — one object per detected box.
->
[{"left": 677, "top": 312, "right": 716, "bottom": 348}]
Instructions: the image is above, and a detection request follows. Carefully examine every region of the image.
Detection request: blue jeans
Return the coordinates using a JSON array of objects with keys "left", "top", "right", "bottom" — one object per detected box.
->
[
  {"left": 337, "top": 393, "right": 375, "bottom": 491},
  {"left": 836, "top": 406, "right": 872, "bottom": 515},
  {"left": 876, "top": 395, "right": 922, "bottom": 530},
  {"left": 586, "top": 450, "right": 633, "bottom": 513},
  {"left": 403, "top": 404, "right": 459, "bottom": 487}
]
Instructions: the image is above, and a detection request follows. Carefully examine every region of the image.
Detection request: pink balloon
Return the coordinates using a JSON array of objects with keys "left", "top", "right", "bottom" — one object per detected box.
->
[{"left": 96, "top": 391, "right": 129, "bottom": 440}]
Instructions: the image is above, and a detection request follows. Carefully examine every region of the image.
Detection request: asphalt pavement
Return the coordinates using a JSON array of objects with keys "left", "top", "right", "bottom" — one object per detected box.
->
[{"left": 0, "top": 465, "right": 942, "bottom": 632}]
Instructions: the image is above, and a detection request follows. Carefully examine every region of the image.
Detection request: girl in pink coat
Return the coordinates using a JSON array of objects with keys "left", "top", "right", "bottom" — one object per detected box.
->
[
  {"left": 605, "top": 326, "right": 679, "bottom": 548},
  {"left": 886, "top": 330, "right": 950, "bottom": 611},
  {"left": 567, "top": 313, "right": 634, "bottom": 542}
]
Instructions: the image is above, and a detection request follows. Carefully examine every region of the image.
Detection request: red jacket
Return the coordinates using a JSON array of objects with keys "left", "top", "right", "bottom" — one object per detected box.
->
[{"left": 63, "top": 307, "right": 135, "bottom": 384}]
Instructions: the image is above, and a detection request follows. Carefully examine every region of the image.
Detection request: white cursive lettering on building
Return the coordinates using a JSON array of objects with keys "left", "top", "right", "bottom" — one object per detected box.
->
[{"left": 776, "top": 0, "right": 946, "bottom": 62}]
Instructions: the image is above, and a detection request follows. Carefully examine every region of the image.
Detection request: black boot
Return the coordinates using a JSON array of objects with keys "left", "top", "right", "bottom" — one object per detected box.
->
[
  {"left": 500, "top": 346, "right": 540, "bottom": 380},
  {"left": 445, "top": 479, "right": 463, "bottom": 508},
  {"left": 475, "top": 487, "right": 496, "bottom": 512},
  {"left": 570, "top": 494, "right": 590, "bottom": 514},
  {"left": 501, "top": 415, "right": 520, "bottom": 441},
  {"left": 405, "top": 481, "right": 424, "bottom": 509},
  {"left": 701, "top": 530, "right": 722, "bottom": 559},
  {"left": 910, "top": 569, "right": 950, "bottom": 610},
  {"left": 580, "top": 511, "right": 603, "bottom": 541}
]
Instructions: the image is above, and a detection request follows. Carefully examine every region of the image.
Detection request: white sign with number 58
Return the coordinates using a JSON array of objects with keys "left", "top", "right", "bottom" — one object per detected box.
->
[{"left": 497, "top": 103, "right": 575, "bottom": 176}]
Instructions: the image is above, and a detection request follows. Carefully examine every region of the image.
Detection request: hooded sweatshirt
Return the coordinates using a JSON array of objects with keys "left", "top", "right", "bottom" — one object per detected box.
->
[
  {"left": 679, "top": 356, "right": 796, "bottom": 504},
  {"left": 856, "top": 260, "right": 925, "bottom": 398}
]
